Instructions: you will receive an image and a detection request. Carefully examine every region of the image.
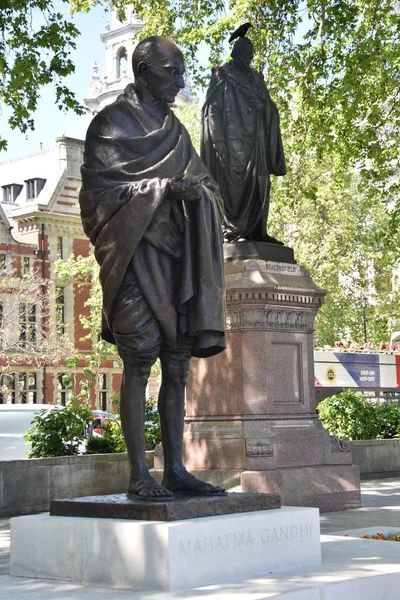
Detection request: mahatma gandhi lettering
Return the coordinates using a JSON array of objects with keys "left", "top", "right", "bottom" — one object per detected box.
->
[{"left": 179, "top": 523, "right": 313, "bottom": 556}]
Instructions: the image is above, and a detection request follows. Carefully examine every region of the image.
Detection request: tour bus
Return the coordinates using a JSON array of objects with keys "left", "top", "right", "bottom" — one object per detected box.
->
[{"left": 314, "top": 349, "right": 400, "bottom": 405}]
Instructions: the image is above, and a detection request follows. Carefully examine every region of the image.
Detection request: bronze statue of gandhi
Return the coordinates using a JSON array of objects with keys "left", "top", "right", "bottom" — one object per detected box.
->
[{"left": 80, "top": 36, "right": 226, "bottom": 501}]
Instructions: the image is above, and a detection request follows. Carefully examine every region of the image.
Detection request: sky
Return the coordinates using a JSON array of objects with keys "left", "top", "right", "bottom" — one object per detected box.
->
[{"left": 0, "top": 4, "right": 111, "bottom": 161}]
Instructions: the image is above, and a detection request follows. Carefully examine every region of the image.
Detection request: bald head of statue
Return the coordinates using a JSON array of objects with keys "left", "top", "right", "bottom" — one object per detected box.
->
[{"left": 132, "top": 36, "right": 186, "bottom": 104}]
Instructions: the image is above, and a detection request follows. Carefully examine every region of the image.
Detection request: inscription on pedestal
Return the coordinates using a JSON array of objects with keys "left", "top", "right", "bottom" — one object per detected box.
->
[
  {"left": 176, "top": 515, "right": 317, "bottom": 567},
  {"left": 264, "top": 261, "right": 301, "bottom": 275},
  {"left": 246, "top": 439, "right": 273, "bottom": 456}
]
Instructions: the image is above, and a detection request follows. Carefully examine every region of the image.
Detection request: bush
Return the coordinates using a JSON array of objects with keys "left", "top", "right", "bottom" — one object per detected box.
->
[
  {"left": 25, "top": 392, "right": 161, "bottom": 457},
  {"left": 317, "top": 390, "right": 381, "bottom": 440},
  {"left": 145, "top": 396, "right": 161, "bottom": 450},
  {"left": 376, "top": 403, "right": 400, "bottom": 439},
  {"left": 317, "top": 390, "right": 400, "bottom": 440},
  {"left": 25, "top": 399, "right": 91, "bottom": 457},
  {"left": 86, "top": 419, "right": 126, "bottom": 454},
  {"left": 85, "top": 397, "right": 161, "bottom": 454}
]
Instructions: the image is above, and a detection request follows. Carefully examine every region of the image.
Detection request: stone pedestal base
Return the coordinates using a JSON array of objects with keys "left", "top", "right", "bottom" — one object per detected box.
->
[
  {"left": 182, "top": 256, "right": 361, "bottom": 511},
  {"left": 11, "top": 506, "right": 321, "bottom": 592},
  {"left": 241, "top": 465, "right": 361, "bottom": 512}
]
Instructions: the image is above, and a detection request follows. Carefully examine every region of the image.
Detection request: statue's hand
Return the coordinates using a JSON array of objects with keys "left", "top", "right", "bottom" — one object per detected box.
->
[
  {"left": 213, "top": 141, "right": 228, "bottom": 167},
  {"left": 169, "top": 175, "right": 203, "bottom": 201}
]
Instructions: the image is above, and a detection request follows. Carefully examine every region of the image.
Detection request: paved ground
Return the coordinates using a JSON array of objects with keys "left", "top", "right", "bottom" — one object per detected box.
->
[
  {"left": 0, "top": 521, "right": 9, "bottom": 576},
  {"left": 2, "top": 478, "right": 400, "bottom": 598},
  {"left": 320, "top": 478, "right": 400, "bottom": 534}
]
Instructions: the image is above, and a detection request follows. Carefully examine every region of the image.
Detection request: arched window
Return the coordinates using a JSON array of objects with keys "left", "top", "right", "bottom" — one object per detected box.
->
[{"left": 116, "top": 47, "right": 128, "bottom": 79}]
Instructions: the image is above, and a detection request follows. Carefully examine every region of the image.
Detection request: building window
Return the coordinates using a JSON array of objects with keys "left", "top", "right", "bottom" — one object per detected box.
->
[
  {"left": 2, "top": 184, "right": 22, "bottom": 203},
  {"left": 19, "top": 303, "right": 37, "bottom": 348},
  {"left": 0, "top": 373, "right": 16, "bottom": 404},
  {"left": 56, "top": 236, "right": 63, "bottom": 259},
  {"left": 3, "top": 186, "right": 12, "bottom": 203},
  {"left": 56, "top": 373, "right": 68, "bottom": 406},
  {"left": 0, "top": 254, "right": 8, "bottom": 274},
  {"left": 0, "top": 373, "right": 38, "bottom": 404},
  {"left": 18, "top": 373, "right": 38, "bottom": 404},
  {"left": 98, "top": 373, "right": 109, "bottom": 411},
  {"left": 55, "top": 286, "right": 65, "bottom": 335},
  {"left": 0, "top": 374, "right": 5, "bottom": 404},
  {"left": 116, "top": 46, "right": 128, "bottom": 79},
  {"left": 25, "top": 178, "right": 46, "bottom": 201},
  {"left": 23, "top": 256, "right": 31, "bottom": 276}
]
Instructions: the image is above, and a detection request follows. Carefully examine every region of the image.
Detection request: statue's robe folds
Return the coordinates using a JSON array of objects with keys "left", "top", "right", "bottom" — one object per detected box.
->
[
  {"left": 201, "top": 63, "right": 286, "bottom": 242},
  {"left": 80, "top": 84, "right": 226, "bottom": 358}
]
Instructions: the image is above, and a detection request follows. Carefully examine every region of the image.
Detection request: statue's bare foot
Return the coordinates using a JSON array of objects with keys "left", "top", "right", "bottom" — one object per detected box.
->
[
  {"left": 162, "top": 466, "right": 226, "bottom": 496},
  {"left": 128, "top": 477, "right": 175, "bottom": 502}
]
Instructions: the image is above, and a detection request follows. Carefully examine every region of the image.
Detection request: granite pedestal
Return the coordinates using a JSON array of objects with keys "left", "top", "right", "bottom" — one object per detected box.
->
[
  {"left": 177, "top": 246, "right": 361, "bottom": 511},
  {"left": 10, "top": 505, "right": 321, "bottom": 591}
]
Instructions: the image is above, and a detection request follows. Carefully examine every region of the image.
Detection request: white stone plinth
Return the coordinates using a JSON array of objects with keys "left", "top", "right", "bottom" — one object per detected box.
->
[{"left": 11, "top": 506, "right": 321, "bottom": 592}]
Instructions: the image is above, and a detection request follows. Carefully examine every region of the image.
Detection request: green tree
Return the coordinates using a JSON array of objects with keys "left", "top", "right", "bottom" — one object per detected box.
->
[
  {"left": 4, "top": 1, "right": 398, "bottom": 196},
  {"left": 55, "top": 254, "right": 105, "bottom": 343},
  {"left": 269, "top": 149, "right": 400, "bottom": 346},
  {"left": 69, "top": 0, "right": 400, "bottom": 344},
  {"left": 70, "top": 0, "right": 399, "bottom": 197},
  {"left": 8, "top": 0, "right": 394, "bottom": 345},
  {"left": 0, "top": 0, "right": 85, "bottom": 150},
  {"left": 173, "top": 98, "right": 201, "bottom": 152}
]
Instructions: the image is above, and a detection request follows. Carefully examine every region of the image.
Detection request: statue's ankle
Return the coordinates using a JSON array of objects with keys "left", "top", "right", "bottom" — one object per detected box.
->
[{"left": 164, "top": 463, "right": 187, "bottom": 478}]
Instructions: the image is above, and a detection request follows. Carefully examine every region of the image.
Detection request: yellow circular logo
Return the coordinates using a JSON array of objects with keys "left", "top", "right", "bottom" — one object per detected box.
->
[{"left": 326, "top": 367, "right": 336, "bottom": 383}]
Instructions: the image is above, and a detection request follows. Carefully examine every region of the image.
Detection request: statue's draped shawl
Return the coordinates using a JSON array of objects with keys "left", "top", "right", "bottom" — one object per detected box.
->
[
  {"left": 80, "top": 84, "right": 226, "bottom": 358},
  {"left": 201, "top": 63, "right": 286, "bottom": 240}
]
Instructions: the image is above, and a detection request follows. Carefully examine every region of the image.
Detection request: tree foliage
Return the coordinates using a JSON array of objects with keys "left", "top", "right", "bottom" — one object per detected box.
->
[
  {"left": 269, "top": 149, "right": 400, "bottom": 346},
  {"left": 3, "top": 1, "right": 396, "bottom": 344},
  {"left": 68, "top": 0, "right": 400, "bottom": 345},
  {"left": 70, "top": 0, "right": 399, "bottom": 196},
  {"left": 3, "top": 0, "right": 399, "bottom": 202},
  {"left": 173, "top": 98, "right": 201, "bottom": 152},
  {"left": 0, "top": 0, "right": 85, "bottom": 151},
  {"left": 55, "top": 254, "right": 104, "bottom": 342}
]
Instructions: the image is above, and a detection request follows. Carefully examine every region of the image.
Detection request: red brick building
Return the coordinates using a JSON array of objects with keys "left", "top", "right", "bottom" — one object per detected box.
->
[{"left": 0, "top": 136, "right": 122, "bottom": 408}]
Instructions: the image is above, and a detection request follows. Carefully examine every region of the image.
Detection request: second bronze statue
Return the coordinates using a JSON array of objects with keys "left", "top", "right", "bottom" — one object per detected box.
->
[{"left": 201, "top": 35, "right": 286, "bottom": 244}]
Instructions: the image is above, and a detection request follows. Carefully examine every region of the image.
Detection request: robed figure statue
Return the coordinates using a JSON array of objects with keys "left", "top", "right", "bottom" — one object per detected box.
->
[{"left": 201, "top": 34, "right": 286, "bottom": 244}]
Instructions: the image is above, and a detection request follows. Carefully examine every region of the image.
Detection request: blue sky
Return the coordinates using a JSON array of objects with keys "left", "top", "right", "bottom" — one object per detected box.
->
[{"left": 0, "top": 5, "right": 110, "bottom": 160}]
